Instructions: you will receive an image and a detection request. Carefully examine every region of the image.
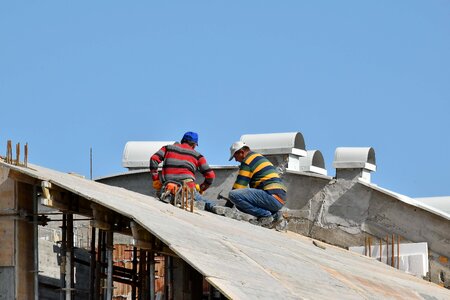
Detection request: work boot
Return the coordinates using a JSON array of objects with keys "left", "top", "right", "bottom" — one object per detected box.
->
[
  {"left": 265, "top": 210, "right": 287, "bottom": 229},
  {"left": 274, "top": 219, "right": 288, "bottom": 232},
  {"left": 272, "top": 210, "right": 283, "bottom": 221},
  {"left": 194, "top": 200, "right": 206, "bottom": 211}
]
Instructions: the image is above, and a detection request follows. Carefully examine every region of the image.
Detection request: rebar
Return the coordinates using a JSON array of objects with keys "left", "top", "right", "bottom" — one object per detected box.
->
[
  {"left": 379, "top": 238, "right": 382, "bottom": 262},
  {"left": 7, "top": 140, "right": 12, "bottom": 163},
  {"left": 386, "top": 235, "right": 389, "bottom": 265},
  {"left": 391, "top": 234, "right": 394, "bottom": 267},
  {"left": 190, "top": 187, "right": 194, "bottom": 212},
  {"left": 24, "top": 143, "right": 28, "bottom": 167},
  {"left": 16, "top": 143, "right": 20, "bottom": 165}
]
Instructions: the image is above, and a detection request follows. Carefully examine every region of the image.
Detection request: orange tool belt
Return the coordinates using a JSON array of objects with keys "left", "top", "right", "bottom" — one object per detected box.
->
[{"left": 164, "top": 183, "right": 180, "bottom": 195}]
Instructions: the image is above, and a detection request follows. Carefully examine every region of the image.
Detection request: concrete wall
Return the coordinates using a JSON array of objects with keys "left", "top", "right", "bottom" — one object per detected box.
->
[
  {"left": 97, "top": 166, "right": 450, "bottom": 288},
  {"left": 284, "top": 171, "right": 450, "bottom": 287},
  {"left": 0, "top": 168, "right": 36, "bottom": 299},
  {"left": 96, "top": 167, "right": 238, "bottom": 206}
]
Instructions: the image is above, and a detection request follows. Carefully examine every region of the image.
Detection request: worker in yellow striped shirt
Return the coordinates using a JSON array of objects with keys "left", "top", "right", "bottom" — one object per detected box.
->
[{"left": 227, "top": 141, "right": 287, "bottom": 226}]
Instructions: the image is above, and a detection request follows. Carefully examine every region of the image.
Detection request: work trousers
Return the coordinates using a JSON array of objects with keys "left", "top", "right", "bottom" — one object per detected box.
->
[{"left": 228, "top": 188, "right": 283, "bottom": 218}]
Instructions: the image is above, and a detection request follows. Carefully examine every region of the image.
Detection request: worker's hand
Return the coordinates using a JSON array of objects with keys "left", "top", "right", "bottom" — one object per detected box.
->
[
  {"left": 152, "top": 180, "right": 162, "bottom": 191},
  {"left": 199, "top": 183, "right": 208, "bottom": 194}
]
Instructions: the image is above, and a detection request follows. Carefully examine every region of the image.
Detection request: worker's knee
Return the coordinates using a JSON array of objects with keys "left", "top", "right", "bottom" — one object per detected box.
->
[
  {"left": 228, "top": 189, "right": 246, "bottom": 205},
  {"left": 228, "top": 189, "right": 237, "bottom": 198},
  {"left": 228, "top": 189, "right": 240, "bottom": 200}
]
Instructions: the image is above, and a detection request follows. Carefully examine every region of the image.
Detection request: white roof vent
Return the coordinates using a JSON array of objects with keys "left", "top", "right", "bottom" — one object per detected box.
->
[
  {"left": 240, "top": 132, "right": 306, "bottom": 156},
  {"left": 333, "top": 147, "right": 376, "bottom": 171},
  {"left": 122, "top": 141, "right": 175, "bottom": 170},
  {"left": 333, "top": 147, "right": 376, "bottom": 182},
  {"left": 298, "top": 150, "right": 327, "bottom": 176}
]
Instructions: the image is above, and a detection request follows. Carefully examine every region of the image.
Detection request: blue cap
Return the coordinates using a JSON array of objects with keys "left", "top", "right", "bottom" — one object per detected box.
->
[{"left": 181, "top": 131, "right": 199, "bottom": 145}]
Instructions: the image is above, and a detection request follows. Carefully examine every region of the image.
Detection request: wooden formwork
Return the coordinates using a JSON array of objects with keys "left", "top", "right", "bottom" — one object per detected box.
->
[{"left": 112, "top": 244, "right": 165, "bottom": 299}]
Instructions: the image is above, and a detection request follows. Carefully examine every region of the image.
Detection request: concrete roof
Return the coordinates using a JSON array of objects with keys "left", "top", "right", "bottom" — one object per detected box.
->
[
  {"left": 415, "top": 196, "right": 450, "bottom": 214},
  {"left": 2, "top": 161, "right": 450, "bottom": 299},
  {"left": 94, "top": 165, "right": 239, "bottom": 181},
  {"left": 358, "top": 179, "right": 450, "bottom": 221}
]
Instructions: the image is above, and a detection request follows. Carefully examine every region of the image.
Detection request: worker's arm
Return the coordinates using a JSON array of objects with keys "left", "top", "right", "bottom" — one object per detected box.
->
[
  {"left": 149, "top": 146, "right": 166, "bottom": 190},
  {"left": 197, "top": 155, "right": 215, "bottom": 193},
  {"left": 232, "top": 163, "right": 251, "bottom": 189}
]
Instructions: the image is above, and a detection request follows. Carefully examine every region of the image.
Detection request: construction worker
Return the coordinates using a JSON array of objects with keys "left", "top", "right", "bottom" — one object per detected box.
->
[
  {"left": 227, "top": 141, "right": 287, "bottom": 226},
  {"left": 149, "top": 132, "right": 216, "bottom": 210}
]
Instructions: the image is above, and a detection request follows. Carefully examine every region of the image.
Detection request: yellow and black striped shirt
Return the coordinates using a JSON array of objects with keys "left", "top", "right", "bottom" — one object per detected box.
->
[{"left": 233, "top": 151, "right": 287, "bottom": 202}]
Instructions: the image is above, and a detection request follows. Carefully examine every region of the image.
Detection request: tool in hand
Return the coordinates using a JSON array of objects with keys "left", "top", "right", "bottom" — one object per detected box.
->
[{"left": 217, "top": 191, "right": 234, "bottom": 207}]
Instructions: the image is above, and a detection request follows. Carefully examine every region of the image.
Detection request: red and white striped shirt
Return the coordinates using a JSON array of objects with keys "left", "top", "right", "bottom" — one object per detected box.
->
[{"left": 149, "top": 143, "right": 215, "bottom": 189}]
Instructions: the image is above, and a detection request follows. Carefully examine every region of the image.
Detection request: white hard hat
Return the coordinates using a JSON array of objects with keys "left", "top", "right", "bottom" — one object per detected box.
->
[{"left": 229, "top": 141, "right": 247, "bottom": 161}]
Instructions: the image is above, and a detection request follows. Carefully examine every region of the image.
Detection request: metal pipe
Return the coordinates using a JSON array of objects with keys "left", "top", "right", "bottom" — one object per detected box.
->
[
  {"left": 95, "top": 230, "right": 103, "bottom": 300},
  {"left": 166, "top": 255, "right": 173, "bottom": 300},
  {"left": 132, "top": 247, "right": 137, "bottom": 300},
  {"left": 89, "top": 227, "right": 96, "bottom": 300},
  {"left": 139, "top": 248, "right": 147, "bottom": 300},
  {"left": 33, "top": 185, "right": 39, "bottom": 300},
  {"left": 66, "top": 213, "right": 74, "bottom": 300},
  {"left": 90, "top": 147, "right": 93, "bottom": 180},
  {"left": 149, "top": 251, "right": 155, "bottom": 300},
  {"left": 106, "top": 231, "right": 113, "bottom": 300},
  {"left": 60, "top": 214, "right": 67, "bottom": 300}
]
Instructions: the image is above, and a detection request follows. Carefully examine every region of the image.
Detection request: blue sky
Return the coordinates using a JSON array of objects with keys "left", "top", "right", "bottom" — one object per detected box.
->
[{"left": 1, "top": 1, "right": 449, "bottom": 198}]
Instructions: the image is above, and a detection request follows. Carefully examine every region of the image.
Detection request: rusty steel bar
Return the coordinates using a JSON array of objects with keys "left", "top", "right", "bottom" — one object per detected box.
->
[
  {"left": 397, "top": 235, "right": 401, "bottom": 269},
  {"left": 24, "top": 143, "right": 28, "bottom": 167},
  {"left": 7, "top": 140, "right": 12, "bottom": 163},
  {"left": 364, "top": 237, "right": 367, "bottom": 256},
  {"left": 190, "top": 187, "right": 194, "bottom": 212},
  {"left": 368, "top": 237, "right": 372, "bottom": 257},
  {"left": 386, "top": 235, "right": 389, "bottom": 265},
  {"left": 183, "top": 186, "right": 187, "bottom": 210},
  {"left": 9, "top": 141, "right": 12, "bottom": 163},
  {"left": 16, "top": 143, "right": 20, "bottom": 165},
  {"left": 391, "top": 234, "right": 394, "bottom": 267},
  {"left": 90, "top": 147, "right": 93, "bottom": 180},
  {"left": 379, "top": 238, "right": 382, "bottom": 262},
  {"left": 181, "top": 186, "right": 185, "bottom": 208},
  {"left": 6, "top": 140, "right": 9, "bottom": 163}
]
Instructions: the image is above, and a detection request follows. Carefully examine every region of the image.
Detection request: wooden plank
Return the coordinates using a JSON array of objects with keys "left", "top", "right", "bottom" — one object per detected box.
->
[
  {"left": 3, "top": 161, "right": 450, "bottom": 299},
  {"left": 0, "top": 174, "right": 15, "bottom": 267},
  {"left": 0, "top": 220, "right": 14, "bottom": 266}
]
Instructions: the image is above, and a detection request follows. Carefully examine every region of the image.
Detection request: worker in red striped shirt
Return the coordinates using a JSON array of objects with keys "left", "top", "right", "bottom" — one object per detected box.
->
[{"left": 149, "top": 132, "right": 216, "bottom": 210}]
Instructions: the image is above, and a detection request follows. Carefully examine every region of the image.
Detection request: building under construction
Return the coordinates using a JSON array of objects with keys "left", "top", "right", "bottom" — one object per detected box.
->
[{"left": 1, "top": 132, "right": 449, "bottom": 299}]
